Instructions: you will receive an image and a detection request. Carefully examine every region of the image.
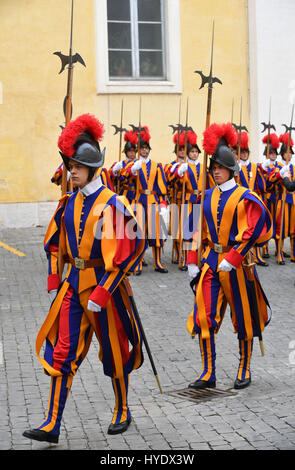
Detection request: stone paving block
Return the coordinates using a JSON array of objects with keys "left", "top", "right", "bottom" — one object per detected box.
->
[{"left": 1, "top": 229, "right": 295, "bottom": 450}]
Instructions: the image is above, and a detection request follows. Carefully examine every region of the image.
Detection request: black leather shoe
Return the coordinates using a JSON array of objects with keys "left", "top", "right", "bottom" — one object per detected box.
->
[
  {"left": 135, "top": 270, "right": 142, "bottom": 276},
  {"left": 290, "top": 259, "right": 295, "bottom": 263},
  {"left": 188, "top": 380, "right": 216, "bottom": 390},
  {"left": 257, "top": 261, "right": 268, "bottom": 267},
  {"left": 142, "top": 260, "right": 148, "bottom": 267},
  {"left": 278, "top": 261, "right": 285, "bottom": 265},
  {"left": 107, "top": 418, "right": 131, "bottom": 435},
  {"left": 155, "top": 267, "right": 168, "bottom": 273},
  {"left": 234, "top": 378, "right": 251, "bottom": 389},
  {"left": 23, "top": 429, "right": 59, "bottom": 444},
  {"left": 178, "top": 265, "right": 188, "bottom": 271},
  {"left": 263, "top": 253, "right": 270, "bottom": 258}
]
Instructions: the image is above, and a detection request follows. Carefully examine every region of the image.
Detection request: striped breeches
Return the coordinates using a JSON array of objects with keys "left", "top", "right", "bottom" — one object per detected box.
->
[{"left": 188, "top": 263, "right": 268, "bottom": 341}]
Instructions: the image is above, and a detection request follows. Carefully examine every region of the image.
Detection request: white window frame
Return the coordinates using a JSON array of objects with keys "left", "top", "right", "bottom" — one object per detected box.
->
[{"left": 94, "top": 0, "right": 182, "bottom": 94}]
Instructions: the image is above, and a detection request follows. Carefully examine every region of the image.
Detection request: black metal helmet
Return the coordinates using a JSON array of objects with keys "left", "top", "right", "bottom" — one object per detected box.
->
[
  {"left": 58, "top": 114, "right": 105, "bottom": 171},
  {"left": 209, "top": 143, "right": 239, "bottom": 174}
]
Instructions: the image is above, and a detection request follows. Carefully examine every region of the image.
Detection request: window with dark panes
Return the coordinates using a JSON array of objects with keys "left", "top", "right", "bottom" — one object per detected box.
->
[{"left": 107, "top": 0, "right": 166, "bottom": 80}]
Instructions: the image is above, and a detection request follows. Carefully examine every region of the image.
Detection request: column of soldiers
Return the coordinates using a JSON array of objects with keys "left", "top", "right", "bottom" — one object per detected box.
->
[{"left": 23, "top": 109, "right": 294, "bottom": 444}]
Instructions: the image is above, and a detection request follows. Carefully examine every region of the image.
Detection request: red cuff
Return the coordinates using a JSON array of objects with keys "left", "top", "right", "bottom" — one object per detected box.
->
[
  {"left": 187, "top": 250, "right": 198, "bottom": 265},
  {"left": 89, "top": 285, "right": 111, "bottom": 308},
  {"left": 47, "top": 274, "right": 60, "bottom": 292},
  {"left": 160, "top": 201, "right": 167, "bottom": 208},
  {"left": 224, "top": 249, "right": 244, "bottom": 268}
]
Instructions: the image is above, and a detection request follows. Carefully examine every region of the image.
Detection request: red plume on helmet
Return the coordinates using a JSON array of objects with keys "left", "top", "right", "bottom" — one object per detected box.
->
[
  {"left": 240, "top": 131, "right": 249, "bottom": 150},
  {"left": 58, "top": 114, "right": 105, "bottom": 157},
  {"left": 124, "top": 129, "right": 138, "bottom": 146},
  {"left": 203, "top": 122, "right": 238, "bottom": 155},
  {"left": 262, "top": 133, "right": 279, "bottom": 149},
  {"left": 173, "top": 130, "right": 199, "bottom": 148},
  {"left": 140, "top": 126, "right": 151, "bottom": 144},
  {"left": 279, "top": 133, "right": 294, "bottom": 148}
]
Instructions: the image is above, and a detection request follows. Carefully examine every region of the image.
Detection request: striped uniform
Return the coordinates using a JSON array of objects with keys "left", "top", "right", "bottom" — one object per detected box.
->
[
  {"left": 122, "top": 158, "right": 168, "bottom": 272},
  {"left": 35, "top": 181, "right": 147, "bottom": 437},
  {"left": 169, "top": 160, "right": 214, "bottom": 267},
  {"left": 109, "top": 159, "right": 137, "bottom": 203},
  {"left": 186, "top": 182, "right": 272, "bottom": 383},
  {"left": 238, "top": 161, "right": 268, "bottom": 264}
]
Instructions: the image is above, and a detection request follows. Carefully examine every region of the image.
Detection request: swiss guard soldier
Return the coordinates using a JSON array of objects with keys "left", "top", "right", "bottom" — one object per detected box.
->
[
  {"left": 186, "top": 122, "right": 272, "bottom": 391},
  {"left": 267, "top": 133, "right": 295, "bottom": 263},
  {"left": 164, "top": 131, "right": 186, "bottom": 268},
  {"left": 109, "top": 129, "right": 138, "bottom": 203},
  {"left": 234, "top": 131, "right": 269, "bottom": 266},
  {"left": 122, "top": 126, "right": 168, "bottom": 274},
  {"left": 51, "top": 162, "right": 114, "bottom": 192},
  {"left": 23, "top": 114, "right": 147, "bottom": 444},
  {"left": 260, "top": 133, "right": 280, "bottom": 259},
  {"left": 170, "top": 130, "right": 215, "bottom": 270}
]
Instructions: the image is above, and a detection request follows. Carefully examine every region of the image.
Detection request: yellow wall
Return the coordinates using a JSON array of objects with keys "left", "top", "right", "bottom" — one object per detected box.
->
[{"left": 0, "top": 0, "right": 249, "bottom": 204}]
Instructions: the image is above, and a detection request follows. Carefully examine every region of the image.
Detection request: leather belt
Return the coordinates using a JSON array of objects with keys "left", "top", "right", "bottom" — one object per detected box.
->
[
  {"left": 64, "top": 256, "right": 104, "bottom": 270},
  {"left": 139, "top": 189, "right": 156, "bottom": 195},
  {"left": 207, "top": 240, "right": 232, "bottom": 254}
]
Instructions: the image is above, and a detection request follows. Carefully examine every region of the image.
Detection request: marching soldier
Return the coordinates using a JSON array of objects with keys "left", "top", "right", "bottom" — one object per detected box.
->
[
  {"left": 122, "top": 126, "right": 168, "bottom": 274},
  {"left": 164, "top": 132, "right": 186, "bottom": 268},
  {"left": 259, "top": 133, "right": 280, "bottom": 259},
  {"left": 234, "top": 132, "right": 269, "bottom": 266},
  {"left": 186, "top": 123, "right": 272, "bottom": 390},
  {"left": 267, "top": 133, "right": 295, "bottom": 263},
  {"left": 23, "top": 114, "right": 147, "bottom": 444},
  {"left": 109, "top": 129, "right": 138, "bottom": 203}
]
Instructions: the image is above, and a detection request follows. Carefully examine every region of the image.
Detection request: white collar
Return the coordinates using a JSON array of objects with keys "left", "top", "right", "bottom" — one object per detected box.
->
[
  {"left": 140, "top": 156, "right": 150, "bottom": 163},
  {"left": 240, "top": 159, "right": 250, "bottom": 166},
  {"left": 79, "top": 176, "right": 102, "bottom": 197},
  {"left": 187, "top": 158, "right": 199, "bottom": 165},
  {"left": 217, "top": 177, "right": 236, "bottom": 192}
]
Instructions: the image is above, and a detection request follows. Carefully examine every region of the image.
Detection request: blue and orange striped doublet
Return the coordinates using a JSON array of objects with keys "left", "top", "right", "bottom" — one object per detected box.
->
[
  {"left": 37, "top": 184, "right": 147, "bottom": 381},
  {"left": 122, "top": 159, "right": 168, "bottom": 248},
  {"left": 186, "top": 183, "right": 272, "bottom": 341}
]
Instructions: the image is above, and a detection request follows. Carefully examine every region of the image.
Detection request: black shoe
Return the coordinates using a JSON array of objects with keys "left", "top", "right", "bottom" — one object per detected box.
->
[
  {"left": 107, "top": 417, "right": 131, "bottom": 435},
  {"left": 283, "top": 252, "right": 290, "bottom": 258},
  {"left": 290, "top": 259, "right": 295, "bottom": 263},
  {"left": 263, "top": 253, "right": 270, "bottom": 259},
  {"left": 234, "top": 378, "right": 251, "bottom": 390},
  {"left": 178, "top": 265, "right": 188, "bottom": 271},
  {"left": 188, "top": 380, "right": 216, "bottom": 390},
  {"left": 155, "top": 267, "right": 168, "bottom": 273},
  {"left": 135, "top": 270, "right": 142, "bottom": 276},
  {"left": 278, "top": 261, "right": 285, "bottom": 265},
  {"left": 23, "top": 429, "right": 59, "bottom": 444},
  {"left": 142, "top": 260, "right": 148, "bottom": 267},
  {"left": 256, "top": 261, "right": 269, "bottom": 267}
]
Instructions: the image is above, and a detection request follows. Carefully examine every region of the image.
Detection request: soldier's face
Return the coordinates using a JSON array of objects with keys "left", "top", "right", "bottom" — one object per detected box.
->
[
  {"left": 177, "top": 147, "right": 185, "bottom": 160},
  {"left": 126, "top": 149, "right": 136, "bottom": 160},
  {"left": 140, "top": 145, "right": 150, "bottom": 158},
  {"left": 69, "top": 162, "right": 93, "bottom": 188},
  {"left": 269, "top": 151, "right": 277, "bottom": 161},
  {"left": 211, "top": 162, "right": 231, "bottom": 185},
  {"left": 188, "top": 148, "right": 199, "bottom": 161},
  {"left": 240, "top": 150, "right": 249, "bottom": 161}
]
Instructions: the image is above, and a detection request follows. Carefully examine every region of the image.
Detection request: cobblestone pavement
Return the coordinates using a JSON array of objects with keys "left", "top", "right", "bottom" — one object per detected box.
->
[{"left": 1, "top": 226, "right": 295, "bottom": 451}]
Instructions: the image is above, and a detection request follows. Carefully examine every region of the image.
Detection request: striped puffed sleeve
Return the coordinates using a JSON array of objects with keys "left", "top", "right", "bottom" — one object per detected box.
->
[
  {"left": 155, "top": 163, "right": 168, "bottom": 206},
  {"left": 43, "top": 194, "right": 69, "bottom": 291},
  {"left": 88, "top": 196, "right": 147, "bottom": 308},
  {"left": 224, "top": 192, "right": 272, "bottom": 268}
]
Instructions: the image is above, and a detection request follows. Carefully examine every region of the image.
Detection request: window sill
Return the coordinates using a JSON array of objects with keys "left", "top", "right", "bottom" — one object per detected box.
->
[{"left": 97, "top": 79, "right": 181, "bottom": 94}]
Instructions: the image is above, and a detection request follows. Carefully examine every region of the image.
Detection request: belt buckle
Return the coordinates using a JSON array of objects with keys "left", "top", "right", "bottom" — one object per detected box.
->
[
  {"left": 74, "top": 257, "right": 85, "bottom": 270},
  {"left": 214, "top": 243, "right": 223, "bottom": 254},
  {"left": 144, "top": 189, "right": 151, "bottom": 195}
]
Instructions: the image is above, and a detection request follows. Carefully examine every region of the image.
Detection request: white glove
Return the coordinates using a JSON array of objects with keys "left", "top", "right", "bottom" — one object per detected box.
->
[
  {"left": 87, "top": 299, "right": 102, "bottom": 312},
  {"left": 159, "top": 206, "right": 168, "bottom": 218},
  {"left": 178, "top": 163, "right": 188, "bottom": 177},
  {"left": 188, "top": 263, "right": 200, "bottom": 279},
  {"left": 113, "top": 161, "right": 123, "bottom": 174},
  {"left": 280, "top": 164, "right": 290, "bottom": 178},
  {"left": 49, "top": 289, "right": 58, "bottom": 302},
  {"left": 218, "top": 259, "right": 235, "bottom": 272},
  {"left": 170, "top": 162, "right": 179, "bottom": 173},
  {"left": 131, "top": 160, "right": 142, "bottom": 175},
  {"left": 262, "top": 159, "right": 271, "bottom": 171}
]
